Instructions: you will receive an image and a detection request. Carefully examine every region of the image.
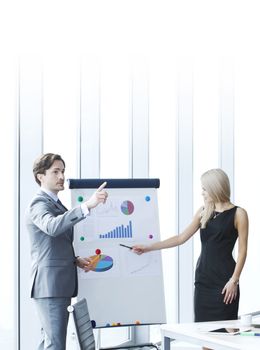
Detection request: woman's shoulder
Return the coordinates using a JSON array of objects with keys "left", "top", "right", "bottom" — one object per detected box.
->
[
  {"left": 234, "top": 205, "right": 247, "bottom": 214},
  {"left": 195, "top": 206, "right": 204, "bottom": 218},
  {"left": 234, "top": 206, "right": 248, "bottom": 222}
]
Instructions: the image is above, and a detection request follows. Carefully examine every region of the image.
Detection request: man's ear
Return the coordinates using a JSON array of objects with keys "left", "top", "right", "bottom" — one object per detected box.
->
[{"left": 37, "top": 173, "right": 44, "bottom": 184}]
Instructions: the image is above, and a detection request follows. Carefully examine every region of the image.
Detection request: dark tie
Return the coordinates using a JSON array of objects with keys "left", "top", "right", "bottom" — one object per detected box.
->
[{"left": 57, "top": 199, "right": 68, "bottom": 211}]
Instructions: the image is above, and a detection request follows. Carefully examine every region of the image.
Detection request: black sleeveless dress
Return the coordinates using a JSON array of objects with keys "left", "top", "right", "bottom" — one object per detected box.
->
[{"left": 194, "top": 206, "right": 239, "bottom": 322}]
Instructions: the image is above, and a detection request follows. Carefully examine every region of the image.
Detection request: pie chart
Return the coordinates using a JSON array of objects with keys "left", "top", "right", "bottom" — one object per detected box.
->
[
  {"left": 90, "top": 254, "right": 113, "bottom": 272},
  {"left": 121, "top": 200, "right": 134, "bottom": 215}
]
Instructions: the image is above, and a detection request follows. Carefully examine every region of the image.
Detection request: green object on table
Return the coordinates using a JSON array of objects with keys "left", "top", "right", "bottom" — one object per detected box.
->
[{"left": 240, "top": 331, "right": 260, "bottom": 336}]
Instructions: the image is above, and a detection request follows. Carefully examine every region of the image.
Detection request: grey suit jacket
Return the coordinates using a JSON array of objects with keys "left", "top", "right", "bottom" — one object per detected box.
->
[{"left": 25, "top": 190, "right": 86, "bottom": 298}]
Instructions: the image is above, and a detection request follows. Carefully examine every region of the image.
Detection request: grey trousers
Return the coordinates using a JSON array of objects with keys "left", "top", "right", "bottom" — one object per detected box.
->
[{"left": 34, "top": 297, "right": 71, "bottom": 350}]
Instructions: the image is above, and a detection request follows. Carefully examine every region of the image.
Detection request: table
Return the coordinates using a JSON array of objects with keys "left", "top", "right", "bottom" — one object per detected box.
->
[{"left": 161, "top": 319, "right": 260, "bottom": 350}]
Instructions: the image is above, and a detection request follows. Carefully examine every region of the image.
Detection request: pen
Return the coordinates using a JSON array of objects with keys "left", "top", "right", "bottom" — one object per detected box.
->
[
  {"left": 240, "top": 332, "right": 260, "bottom": 336},
  {"left": 119, "top": 244, "right": 133, "bottom": 250}
]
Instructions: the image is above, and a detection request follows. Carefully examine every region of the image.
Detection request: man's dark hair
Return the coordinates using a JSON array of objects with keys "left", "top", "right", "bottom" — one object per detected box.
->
[{"left": 33, "top": 153, "right": 65, "bottom": 185}]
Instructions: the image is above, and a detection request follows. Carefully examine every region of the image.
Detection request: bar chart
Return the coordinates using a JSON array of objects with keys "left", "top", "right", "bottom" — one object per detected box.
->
[{"left": 99, "top": 220, "right": 133, "bottom": 239}]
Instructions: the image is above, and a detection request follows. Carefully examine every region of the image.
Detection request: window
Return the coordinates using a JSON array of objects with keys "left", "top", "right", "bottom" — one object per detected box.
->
[
  {"left": 100, "top": 56, "right": 130, "bottom": 179},
  {"left": 149, "top": 56, "right": 177, "bottom": 340},
  {"left": 43, "top": 56, "right": 80, "bottom": 206},
  {"left": 193, "top": 57, "right": 219, "bottom": 269},
  {"left": 234, "top": 58, "right": 260, "bottom": 314},
  {"left": 0, "top": 59, "right": 17, "bottom": 350}
]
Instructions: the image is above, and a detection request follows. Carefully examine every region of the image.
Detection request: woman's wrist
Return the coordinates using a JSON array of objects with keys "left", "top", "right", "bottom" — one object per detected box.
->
[{"left": 229, "top": 277, "right": 239, "bottom": 285}]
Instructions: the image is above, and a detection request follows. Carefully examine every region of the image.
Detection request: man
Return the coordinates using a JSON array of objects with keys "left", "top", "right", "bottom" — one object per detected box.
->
[{"left": 25, "top": 153, "right": 108, "bottom": 350}]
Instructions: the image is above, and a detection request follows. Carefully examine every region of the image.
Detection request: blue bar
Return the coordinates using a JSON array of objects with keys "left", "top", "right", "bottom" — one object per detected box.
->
[
  {"left": 129, "top": 221, "right": 132, "bottom": 237},
  {"left": 127, "top": 226, "right": 129, "bottom": 237},
  {"left": 121, "top": 225, "right": 124, "bottom": 238}
]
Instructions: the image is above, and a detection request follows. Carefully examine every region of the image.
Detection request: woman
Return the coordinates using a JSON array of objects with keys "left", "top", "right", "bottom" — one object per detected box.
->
[{"left": 133, "top": 168, "right": 248, "bottom": 323}]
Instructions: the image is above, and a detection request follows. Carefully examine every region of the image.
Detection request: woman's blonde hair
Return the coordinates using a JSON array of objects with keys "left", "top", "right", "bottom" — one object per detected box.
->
[{"left": 200, "top": 168, "right": 231, "bottom": 228}]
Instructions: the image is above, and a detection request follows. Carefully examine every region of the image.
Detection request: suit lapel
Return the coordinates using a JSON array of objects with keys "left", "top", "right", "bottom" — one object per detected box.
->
[{"left": 37, "top": 190, "right": 67, "bottom": 213}]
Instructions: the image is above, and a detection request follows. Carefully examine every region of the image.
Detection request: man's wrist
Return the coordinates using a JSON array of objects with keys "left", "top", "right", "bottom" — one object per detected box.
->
[{"left": 81, "top": 203, "right": 90, "bottom": 216}]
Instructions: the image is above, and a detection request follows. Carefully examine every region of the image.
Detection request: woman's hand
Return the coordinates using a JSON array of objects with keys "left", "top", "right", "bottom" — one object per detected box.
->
[
  {"left": 132, "top": 245, "right": 150, "bottom": 255},
  {"left": 222, "top": 279, "right": 238, "bottom": 304}
]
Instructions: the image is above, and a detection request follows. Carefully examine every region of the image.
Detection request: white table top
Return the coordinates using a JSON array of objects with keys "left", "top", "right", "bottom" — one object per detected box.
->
[{"left": 161, "top": 319, "right": 260, "bottom": 350}]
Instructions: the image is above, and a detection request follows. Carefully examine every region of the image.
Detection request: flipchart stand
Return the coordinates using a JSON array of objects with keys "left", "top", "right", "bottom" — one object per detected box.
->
[{"left": 68, "top": 298, "right": 159, "bottom": 350}]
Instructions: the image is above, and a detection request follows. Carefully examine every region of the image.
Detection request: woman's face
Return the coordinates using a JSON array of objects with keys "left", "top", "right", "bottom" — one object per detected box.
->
[{"left": 201, "top": 185, "right": 213, "bottom": 204}]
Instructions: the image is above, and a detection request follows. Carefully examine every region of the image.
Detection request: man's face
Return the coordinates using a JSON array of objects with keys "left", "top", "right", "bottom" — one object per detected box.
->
[{"left": 37, "top": 160, "right": 65, "bottom": 194}]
